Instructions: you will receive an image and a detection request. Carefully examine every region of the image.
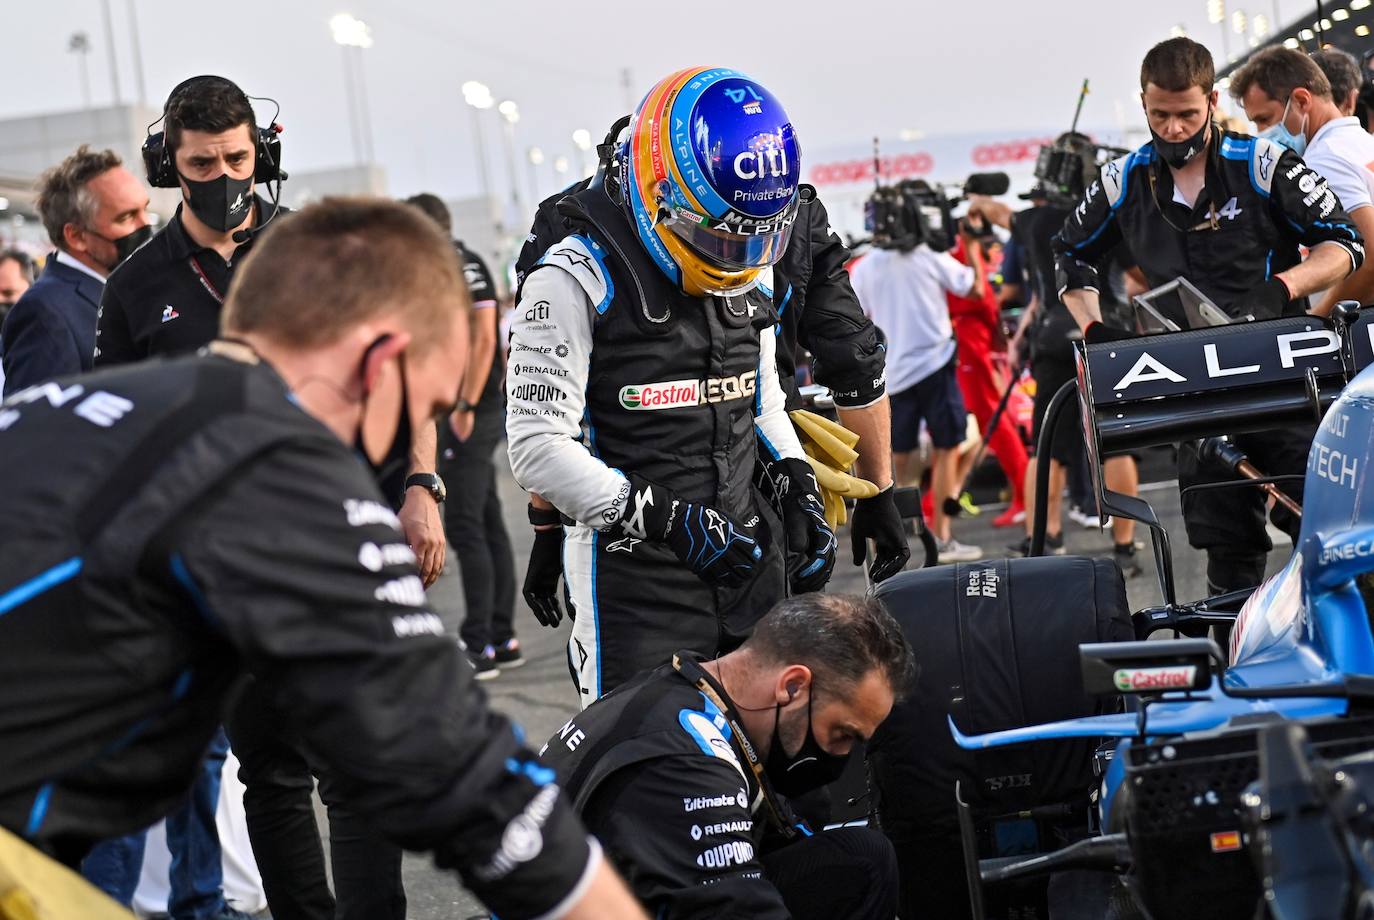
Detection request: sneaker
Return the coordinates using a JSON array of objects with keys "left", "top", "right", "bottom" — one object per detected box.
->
[
  {"left": 492, "top": 638, "right": 526, "bottom": 669},
  {"left": 992, "top": 505, "right": 1026, "bottom": 528},
  {"left": 958, "top": 492, "right": 982, "bottom": 516},
  {"left": 1067, "top": 505, "right": 1111, "bottom": 529},
  {"left": 1114, "top": 542, "right": 1143, "bottom": 579},
  {"left": 468, "top": 645, "right": 499, "bottom": 681},
  {"left": 1007, "top": 532, "right": 1065, "bottom": 557},
  {"left": 937, "top": 538, "right": 984, "bottom": 563}
]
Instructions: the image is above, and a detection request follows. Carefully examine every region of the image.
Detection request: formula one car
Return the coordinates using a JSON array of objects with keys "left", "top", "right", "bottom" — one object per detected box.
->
[{"left": 871, "top": 304, "right": 1374, "bottom": 918}]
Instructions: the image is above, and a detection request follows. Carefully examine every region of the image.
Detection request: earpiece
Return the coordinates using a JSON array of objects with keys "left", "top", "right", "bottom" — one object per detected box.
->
[{"left": 141, "top": 76, "right": 286, "bottom": 189}]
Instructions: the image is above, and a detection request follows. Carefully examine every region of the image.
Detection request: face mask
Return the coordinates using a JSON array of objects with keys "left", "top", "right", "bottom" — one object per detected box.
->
[
  {"left": 1259, "top": 95, "right": 1309, "bottom": 156},
  {"left": 763, "top": 687, "right": 850, "bottom": 797},
  {"left": 180, "top": 171, "right": 254, "bottom": 233},
  {"left": 89, "top": 224, "right": 153, "bottom": 272},
  {"left": 1150, "top": 105, "right": 1212, "bottom": 169},
  {"left": 354, "top": 339, "right": 414, "bottom": 508}
]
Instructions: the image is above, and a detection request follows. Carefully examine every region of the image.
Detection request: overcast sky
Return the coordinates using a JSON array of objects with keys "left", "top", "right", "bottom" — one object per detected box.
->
[{"left": 8, "top": 0, "right": 1305, "bottom": 199}]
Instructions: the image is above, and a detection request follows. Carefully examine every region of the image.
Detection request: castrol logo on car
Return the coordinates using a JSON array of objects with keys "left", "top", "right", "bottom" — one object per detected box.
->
[
  {"left": 619, "top": 371, "right": 757, "bottom": 410},
  {"left": 1112, "top": 666, "right": 1197, "bottom": 692}
]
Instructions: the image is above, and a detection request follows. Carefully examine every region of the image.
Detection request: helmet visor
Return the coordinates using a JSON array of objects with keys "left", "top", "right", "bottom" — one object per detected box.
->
[{"left": 658, "top": 199, "right": 798, "bottom": 271}]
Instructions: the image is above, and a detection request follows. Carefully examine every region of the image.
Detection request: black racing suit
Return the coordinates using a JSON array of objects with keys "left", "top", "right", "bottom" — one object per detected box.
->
[
  {"left": 506, "top": 181, "right": 805, "bottom": 705},
  {"left": 537, "top": 654, "right": 898, "bottom": 919},
  {"left": 1052, "top": 128, "right": 1366, "bottom": 591},
  {"left": 765, "top": 185, "right": 887, "bottom": 412},
  {"left": 0, "top": 353, "right": 598, "bottom": 919}
]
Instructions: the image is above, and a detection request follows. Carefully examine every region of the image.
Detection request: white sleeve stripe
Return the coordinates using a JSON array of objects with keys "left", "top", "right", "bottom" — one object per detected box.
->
[{"left": 530, "top": 837, "right": 603, "bottom": 920}]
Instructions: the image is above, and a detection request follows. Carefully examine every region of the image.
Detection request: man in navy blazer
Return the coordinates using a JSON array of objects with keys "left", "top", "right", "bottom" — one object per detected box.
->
[{"left": 1, "top": 146, "right": 149, "bottom": 396}]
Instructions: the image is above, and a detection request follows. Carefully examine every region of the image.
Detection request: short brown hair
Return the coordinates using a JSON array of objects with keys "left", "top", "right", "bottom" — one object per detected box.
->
[
  {"left": 1230, "top": 47, "right": 1332, "bottom": 104},
  {"left": 34, "top": 145, "right": 122, "bottom": 248},
  {"left": 744, "top": 593, "right": 916, "bottom": 699},
  {"left": 222, "top": 197, "right": 469, "bottom": 353},
  {"left": 404, "top": 193, "right": 452, "bottom": 234},
  {"left": 1311, "top": 48, "right": 1361, "bottom": 105},
  {"left": 1141, "top": 37, "right": 1216, "bottom": 94}
]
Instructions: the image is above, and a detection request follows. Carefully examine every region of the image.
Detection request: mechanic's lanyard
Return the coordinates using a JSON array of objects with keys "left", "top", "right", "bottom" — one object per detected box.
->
[
  {"left": 1147, "top": 168, "right": 1221, "bottom": 234},
  {"left": 672, "top": 653, "right": 801, "bottom": 841},
  {"left": 187, "top": 256, "right": 225, "bottom": 305}
]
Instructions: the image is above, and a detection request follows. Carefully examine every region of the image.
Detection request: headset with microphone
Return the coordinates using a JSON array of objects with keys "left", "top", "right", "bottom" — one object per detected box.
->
[{"left": 141, "top": 75, "right": 287, "bottom": 244}]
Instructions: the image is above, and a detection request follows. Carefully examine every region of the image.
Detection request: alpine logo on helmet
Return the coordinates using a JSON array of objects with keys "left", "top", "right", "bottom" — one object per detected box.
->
[{"left": 623, "top": 66, "right": 802, "bottom": 298}]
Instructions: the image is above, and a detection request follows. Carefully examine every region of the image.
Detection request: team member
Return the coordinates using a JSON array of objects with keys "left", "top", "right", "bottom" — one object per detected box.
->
[
  {"left": 849, "top": 184, "right": 984, "bottom": 562},
  {"left": 406, "top": 192, "right": 523, "bottom": 678},
  {"left": 507, "top": 67, "right": 835, "bottom": 706},
  {"left": 2, "top": 147, "right": 149, "bottom": 396},
  {"left": 1231, "top": 47, "right": 1374, "bottom": 313},
  {"left": 768, "top": 185, "right": 909, "bottom": 581},
  {"left": 0, "top": 198, "right": 645, "bottom": 920},
  {"left": 538, "top": 593, "right": 912, "bottom": 919},
  {"left": 1053, "top": 37, "right": 1364, "bottom": 597},
  {"left": 0, "top": 250, "right": 34, "bottom": 323}
]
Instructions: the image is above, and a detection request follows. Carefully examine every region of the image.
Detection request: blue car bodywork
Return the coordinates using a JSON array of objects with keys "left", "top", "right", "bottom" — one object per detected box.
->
[{"left": 951, "top": 363, "right": 1374, "bottom": 827}]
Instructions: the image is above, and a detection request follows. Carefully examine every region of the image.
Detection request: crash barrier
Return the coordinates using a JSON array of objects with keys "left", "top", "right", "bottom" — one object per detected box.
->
[
  {"left": 0, "top": 825, "right": 133, "bottom": 919},
  {"left": 868, "top": 556, "right": 1133, "bottom": 918}
]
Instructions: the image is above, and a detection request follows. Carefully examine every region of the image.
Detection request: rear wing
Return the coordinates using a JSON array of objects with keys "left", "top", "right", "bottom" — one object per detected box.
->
[{"left": 1073, "top": 305, "right": 1370, "bottom": 603}]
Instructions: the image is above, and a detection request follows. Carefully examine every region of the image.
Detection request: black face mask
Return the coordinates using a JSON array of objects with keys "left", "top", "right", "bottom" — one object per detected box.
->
[
  {"left": 763, "top": 689, "right": 850, "bottom": 797},
  {"left": 355, "top": 340, "right": 414, "bottom": 509},
  {"left": 90, "top": 224, "right": 154, "bottom": 272},
  {"left": 1150, "top": 106, "right": 1212, "bottom": 169},
  {"left": 181, "top": 172, "right": 254, "bottom": 232}
]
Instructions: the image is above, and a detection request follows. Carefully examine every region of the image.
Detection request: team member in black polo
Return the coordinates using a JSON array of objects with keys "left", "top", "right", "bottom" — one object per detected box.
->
[{"left": 91, "top": 76, "right": 442, "bottom": 920}]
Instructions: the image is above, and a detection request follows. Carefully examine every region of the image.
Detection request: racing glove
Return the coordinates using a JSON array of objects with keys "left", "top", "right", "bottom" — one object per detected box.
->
[
  {"left": 523, "top": 527, "right": 565, "bottom": 627},
  {"left": 760, "top": 457, "right": 838, "bottom": 594},
  {"left": 1083, "top": 321, "right": 1139, "bottom": 345},
  {"left": 850, "top": 485, "right": 911, "bottom": 584},
  {"left": 620, "top": 473, "right": 762, "bottom": 589},
  {"left": 1244, "top": 277, "right": 1292, "bottom": 317}
]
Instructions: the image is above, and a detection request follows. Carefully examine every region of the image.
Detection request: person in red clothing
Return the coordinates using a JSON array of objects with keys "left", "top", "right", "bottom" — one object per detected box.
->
[{"left": 946, "top": 234, "right": 1027, "bottom": 528}]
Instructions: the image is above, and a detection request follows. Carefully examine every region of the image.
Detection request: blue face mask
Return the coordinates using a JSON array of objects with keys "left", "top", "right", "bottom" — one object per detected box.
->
[{"left": 1259, "top": 95, "right": 1309, "bottom": 156}]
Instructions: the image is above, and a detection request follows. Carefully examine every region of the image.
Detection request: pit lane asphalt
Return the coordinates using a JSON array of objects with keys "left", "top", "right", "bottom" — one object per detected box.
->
[{"left": 327, "top": 447, "right": 1293, "bottom": 919}]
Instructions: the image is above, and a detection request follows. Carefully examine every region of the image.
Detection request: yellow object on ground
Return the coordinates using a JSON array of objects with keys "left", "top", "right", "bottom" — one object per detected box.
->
[
  {"left": 0, "top": 826, "right": 134, "bottom": 919},
  {"left": 790, "top": 409, "right": 880, "bottom": 530}
]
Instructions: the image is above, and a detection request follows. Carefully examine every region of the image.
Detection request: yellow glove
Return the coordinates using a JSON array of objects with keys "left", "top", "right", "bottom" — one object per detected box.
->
[
  {"left": 790, "top": 409, "right": 859, "bottom": 470},
  {"left": 790, "top": 410, "right": 881, "bottom": 531},
  {"left": 0, "top": 826, "right": 134, "bottom": 919}
]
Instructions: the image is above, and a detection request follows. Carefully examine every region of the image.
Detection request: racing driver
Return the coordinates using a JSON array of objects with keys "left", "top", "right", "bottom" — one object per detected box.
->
[{"left": 507, "top": 66, "right": 836, "bottom": 705}]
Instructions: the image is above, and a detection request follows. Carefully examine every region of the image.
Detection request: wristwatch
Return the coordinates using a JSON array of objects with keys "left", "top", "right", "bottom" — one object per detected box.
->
[
  {"left": 405, "top": 473, "right": 447, "bottom": 504},
  {"left": 454, "top": 397, "right": 478, "bottom": 413}
]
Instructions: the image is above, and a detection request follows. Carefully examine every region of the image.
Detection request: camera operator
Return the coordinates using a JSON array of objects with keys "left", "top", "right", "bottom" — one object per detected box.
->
[
  {"left": 537, "top": 593, "right": 912, "bottom": 919},
  {"left": 851, "top": 180, "right": 984, "bottom": 562},
  {"left": 1232, "top": 48, "right": 1374, "bottom": 315},
  {"left": 1053, "top": 37, "right": 1364, "bottom": 599},
  {"left": 0, "top": 197, "right": 645, "bottom": 920}
]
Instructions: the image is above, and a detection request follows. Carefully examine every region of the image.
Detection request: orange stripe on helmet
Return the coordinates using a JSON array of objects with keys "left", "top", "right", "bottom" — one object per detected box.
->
[{"left": 634, "top": 67, "right": 710, "bottom": 213}]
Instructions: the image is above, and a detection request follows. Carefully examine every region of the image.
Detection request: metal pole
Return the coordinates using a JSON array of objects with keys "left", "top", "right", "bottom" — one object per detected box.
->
[
  {"left": 79, "top": 52, "right": 92, "bottom": 110},
  {"left": 469, "top": 108, "right": 494, "bottom": 227},
  {"left": 341, "top": 46, "right": 363, "bottom": 165},
  {"left": 353, "top": 46, "right": 376, "bottom": 166},
  {"left": 100, "top": 0, "right": 122, "bottom": 105},
  {"left": 125, "top": 0, "right": 147, "bottom": 107},
  {"left": 501, "top": 120, "right": 521, "bottom": 212}
]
